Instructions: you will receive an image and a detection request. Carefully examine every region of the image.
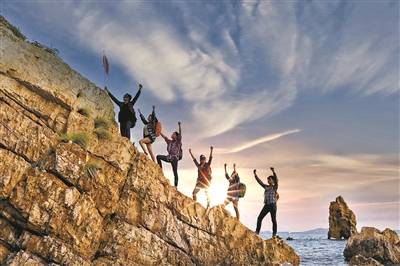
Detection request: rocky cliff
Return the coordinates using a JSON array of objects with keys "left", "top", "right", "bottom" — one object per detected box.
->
[
  {"left": 344, "top": 227, "right": 400, "bottom": 265},
  {"left": 0, "top": 16, "right": 299, "bottom": 265},
  {"left": 328, "top": 196, "right": 357, "bottom": 240}
]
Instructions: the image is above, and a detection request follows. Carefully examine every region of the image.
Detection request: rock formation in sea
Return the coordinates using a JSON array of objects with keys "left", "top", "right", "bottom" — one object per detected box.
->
[
  {"left": 328, "top": 196, "right": 357, "bottom": 240},
  {"left": 344, "top": 227, "right": 400, "bottom": 266},
  {"left": 0, "top": 16, "right": 299, "bottom": 265}
]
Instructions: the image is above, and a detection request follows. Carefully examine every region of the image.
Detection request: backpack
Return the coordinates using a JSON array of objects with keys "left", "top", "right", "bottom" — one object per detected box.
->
[
  {"left": 238, "top": 183, "right": 246, "bottom": 198},
  {"left": 129, "top": 106, "right": 137, "bottom": 128},
  {"left": 155, "top": 121, "right": 162, "bottom": 137}
]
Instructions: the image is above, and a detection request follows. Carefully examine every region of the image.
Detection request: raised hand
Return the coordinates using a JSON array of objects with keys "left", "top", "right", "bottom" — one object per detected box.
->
[
  {"left": 139, "top": 84, "right": 143, "bottom": 89},
  {"left": 270, "top": 167, "right": 275, "bottom": 172},
  {"left": 253, "top": 169, "right": 257, "bottom": 175}
]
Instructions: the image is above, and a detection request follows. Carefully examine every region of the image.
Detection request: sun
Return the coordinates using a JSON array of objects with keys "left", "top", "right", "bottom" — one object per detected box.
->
[{"left": 209, "top": 181, "right": 229, "bottom": 206}]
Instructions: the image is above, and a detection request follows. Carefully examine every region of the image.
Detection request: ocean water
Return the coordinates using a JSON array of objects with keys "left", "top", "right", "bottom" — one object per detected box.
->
[{"left": 261, "top": 229, "right": 347, "bottom": 266}]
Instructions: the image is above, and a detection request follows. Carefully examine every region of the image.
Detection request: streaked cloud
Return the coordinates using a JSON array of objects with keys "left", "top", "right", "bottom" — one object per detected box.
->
[
  {"left": 5, "top": 1, "right": 397, "bottom": 138},
  {"left": 216, "top": 129, "right": 301, "bottom": 154}
]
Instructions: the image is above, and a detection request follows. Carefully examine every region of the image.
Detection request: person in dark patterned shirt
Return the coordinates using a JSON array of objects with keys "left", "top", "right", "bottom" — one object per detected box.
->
[
  {"left": 254, "top": 167, "right": 279, "bottom": 237},
  {"left": 157, "top": 122, "right": 183, "bottom": 187}
]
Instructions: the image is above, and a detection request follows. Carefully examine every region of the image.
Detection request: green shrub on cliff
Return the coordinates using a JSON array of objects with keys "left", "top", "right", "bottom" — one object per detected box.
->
[
  {"left": 58, "top": 133, "right": 69, "bottom": 143},
  {"left": 94, "top": 128, "right": 111, "bottom": 140},
  {"left": 58, "top": 132, "right": 90, "bottom": 148},
  {"left": 77, "top": 107, "right": 91, "bottom": 117},
  {"left": 85, "top": 162, "right": 101, "bottom": 178},
  {"left": 69, "top": 132, "right": 90, "bottom": 148},
  {"left": 94, "top": 117, "right": 111, "bottom": 130},
  {"left": 30, "top": 41, "right": 59, "bottom": 55},
  {"left": 1, "top": 16, "right": 27, "bottom": 40}
]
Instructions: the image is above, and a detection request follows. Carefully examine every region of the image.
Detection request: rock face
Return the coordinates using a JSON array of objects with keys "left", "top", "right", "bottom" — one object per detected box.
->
[
  {"left": 344, "top": 227, "right": 400, "bottom": 266},
  {"left": 0, "top": 16, "right": 300, "bottom": 265},
  {"left": 328, "top": 196, "right": 357, "bottom": 239}
]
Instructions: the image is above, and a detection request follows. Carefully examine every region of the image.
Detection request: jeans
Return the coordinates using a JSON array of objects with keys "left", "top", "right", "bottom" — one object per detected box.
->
[
  {"left": 120, "top": 120, "right": 133, "bottom": 140},
  {"left": 256, "top": 203, "right": 277, "bottom": 236},
  {"left": 157, "top": 155, "right": 179, "bottom": 187}
]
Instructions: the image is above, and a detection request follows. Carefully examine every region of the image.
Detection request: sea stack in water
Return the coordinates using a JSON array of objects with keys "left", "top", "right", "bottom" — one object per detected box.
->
[
  {"left": 0, "top": 16, "right": 300, "bottom": 265},
  {"left": 328, "top": 196, "right": 357, "bottom": 239},
  {"left": 344, "top": 227, "right": 400, "bottom": 265}
]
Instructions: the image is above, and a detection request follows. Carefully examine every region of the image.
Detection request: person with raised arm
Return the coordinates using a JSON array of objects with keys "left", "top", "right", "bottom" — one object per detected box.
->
[
  {"left": 138, "top": 105, "right": 158, "bottom": 161},
  {"left": 189, "top": 146, "right": 213, "bottom": 208},
  {"left": 254, "top": 167, "right": 279, "bottom": 237},
  {"left": 222, "top": 163, "right": 240, "bottom": 220},
  {"left": 157, "top": 122, "right": 183, "bottom": 187},
  {"left": 104, "top": 84, "right": 142, "bottom": 140}
]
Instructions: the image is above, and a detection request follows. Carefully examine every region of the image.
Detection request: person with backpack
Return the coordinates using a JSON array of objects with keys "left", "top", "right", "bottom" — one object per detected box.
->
[
  {"left": 138, "top": 105, "right": 159, "bottom": 162},
  {"left": 189, "top": 146, "right": 213, "bottom": 208},
  {"left": 254, "top": 167, "right": 280, "bottom": 237},
  {"left": 157, "top": 122, "right": 183, "bottom": 187},
  {"left": 222, "top": 163, "right": 240, "bottom": 220},
  {"left": 104, "top": 84, "right": 142, "bottom": 140}
]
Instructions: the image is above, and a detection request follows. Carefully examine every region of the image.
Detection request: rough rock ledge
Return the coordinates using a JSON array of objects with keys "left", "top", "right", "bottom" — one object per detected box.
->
[
  {"left": 0, "top": 16, "right": 299, "bottom": 265},
  {"left": 344, "top": 227, "right": 400, "bottom": 266}
]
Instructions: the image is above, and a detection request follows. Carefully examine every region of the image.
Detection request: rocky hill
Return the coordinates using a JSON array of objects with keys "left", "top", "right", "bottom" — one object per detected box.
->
[{"left": 0, "top": 16, "right": 299, "bottom": 265}]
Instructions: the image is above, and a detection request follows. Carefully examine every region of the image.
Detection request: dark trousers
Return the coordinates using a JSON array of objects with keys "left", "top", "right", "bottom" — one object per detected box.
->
[
  {"left": 256, "top": 203, "right": 277, "bottom": 236},
  {"left": 157, "top": 155, "right": 179, "bottom": 187},
  {"left": 120, "top": 121, "right": 133, "bottom": 140}
]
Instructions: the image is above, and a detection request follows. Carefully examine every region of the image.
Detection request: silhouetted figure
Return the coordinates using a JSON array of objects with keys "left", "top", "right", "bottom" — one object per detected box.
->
[
  {"left": 138, "top": 106, "right": 158, "bottom": 161},
  {"left": 105, "top": 84, "right": 142, "bottom": 140},
  {"left": 189, "top": 146, "right": 213, "bottom": 208},
  {"left": 254, "top": 167, "right": 279, "bottom": 237},
  {"left": 157, "top": 122, "right": 183, "bottom": 187},
  {"left": 222, "top": 163, "right": 240, "bottom": 220}
]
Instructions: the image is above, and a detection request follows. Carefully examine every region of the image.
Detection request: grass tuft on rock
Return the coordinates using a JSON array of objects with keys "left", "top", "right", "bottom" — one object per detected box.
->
[
  {"left": 94, "top": 117, "right": 111, "bottom": 130},
  {"left": 58, "top": 132, "right": 90, "bottom": 148},
  {"left": 77, "top": 107, "right": 91, "bottom": 117},
  {"left": 58, "top": 133, "right": 69, "bottom": 143},
  {"left": 85, "top": 162, "right": 101, "bottom": 178},
  {"left": 77, "top": 91, "right": 85, "bottom": 98},
  {"left": 69, "top": 132, "right": 91, "bottom": 148},
  {"left": 1, "top": 16, "right": 27, "bottom": 40},
  {"left": 94, "top": 128, "right": 111, "bottom": 140}
]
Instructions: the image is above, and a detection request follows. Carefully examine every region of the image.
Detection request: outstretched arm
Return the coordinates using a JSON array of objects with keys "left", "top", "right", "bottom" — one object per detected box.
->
[
  {"left": 270, "top": 167, "right": 278, "bottom": 190},
  {"left": 160, "top": 132, "right": 169, "bottom": 142},
  {"left": 208, "top": 146, "right": 213, "bottom": 164},
  {"left": 224, "top": 163, "right": 230, "bottom": 180},
  {"left": 178, "top": 122, "right": 182, "bottom": 135},
  {"left": 105, "top": 86, "right": 122, "bottom": 106},
  {"left": 254, "top": 169, "right": 267, "bottom": 188},
  {"left": 131, "top": 84, "right": 142, "bottom": 105},
  {"left": 138, "top": 109, "right": 148, "bottom": 124},
  {"left": 151, "top": 105, "right": 156, "bottom": 119},
  {"left": 189, "top": 149, "right": 199, "bottom": 167}
]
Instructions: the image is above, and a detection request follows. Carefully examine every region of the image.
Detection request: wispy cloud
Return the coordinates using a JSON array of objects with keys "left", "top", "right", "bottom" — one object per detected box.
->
[
  {"left": 4, "top": 1, "right": 398, "bottom": 138},
  {"left": 216, "top": 129, "right": 301, "bottom": 154}
]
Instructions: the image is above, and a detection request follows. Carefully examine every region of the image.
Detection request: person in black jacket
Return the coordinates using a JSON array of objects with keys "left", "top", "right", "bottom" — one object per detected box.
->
[
  {"left": 105, "top": 84, "right": 142, "bottom": 140},
  {"left": 254, "top": 167, "right": 280, "bottom": 237}
]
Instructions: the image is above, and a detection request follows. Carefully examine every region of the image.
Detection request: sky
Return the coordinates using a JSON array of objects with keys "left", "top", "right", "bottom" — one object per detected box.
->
[{"left": 2, "top": 0, "right": 399, "bottom": 232}]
